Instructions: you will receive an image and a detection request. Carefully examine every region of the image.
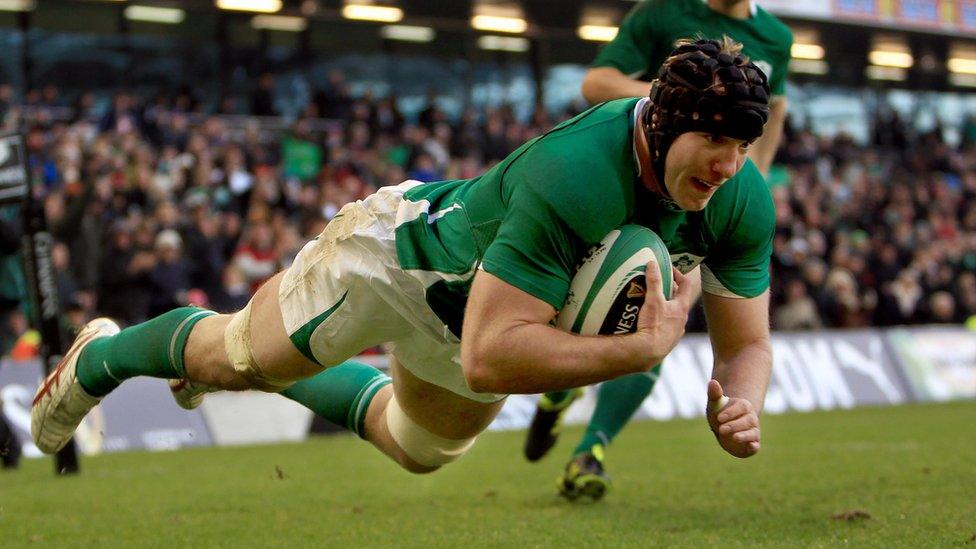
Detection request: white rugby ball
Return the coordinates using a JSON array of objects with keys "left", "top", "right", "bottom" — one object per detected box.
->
[{"left": 556, "top": 225, "right": 672, "bottom": 336}]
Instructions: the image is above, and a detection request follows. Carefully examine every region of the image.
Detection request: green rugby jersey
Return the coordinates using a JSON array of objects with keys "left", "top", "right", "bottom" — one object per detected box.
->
[
  {"left": 593, "top": 0, "right": 793, "bottom": 96},
  {"left": 394, "top": 98, "right": 774, "bottom": 337}
]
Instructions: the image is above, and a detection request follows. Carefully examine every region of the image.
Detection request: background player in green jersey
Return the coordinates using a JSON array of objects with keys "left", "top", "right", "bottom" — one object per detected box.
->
[
  {"left": 525, "top": 0, "right": 791, "bottom": 500},
  {"left": 32, "top": 40, "right": 773, "bottom": 489}
]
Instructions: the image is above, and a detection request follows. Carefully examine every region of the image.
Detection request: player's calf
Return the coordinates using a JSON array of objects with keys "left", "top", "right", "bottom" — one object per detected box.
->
[
  {"left": 280, "top": 360, "right": 390, "bottom": 437},
  {"left": 279, "top": 360, "right": 476, "bottom": 475},
  {"left": 72, "top": 307, "right": 218, "bottom": 397}
]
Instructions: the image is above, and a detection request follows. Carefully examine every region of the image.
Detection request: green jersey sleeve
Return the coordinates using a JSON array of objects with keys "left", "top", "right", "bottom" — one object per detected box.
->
[
  {"left": 701, "top": 161, "right": 774, "bottom": 298},
  {"left": 757, "top": 9, "right": 793, "bottom": 96}
]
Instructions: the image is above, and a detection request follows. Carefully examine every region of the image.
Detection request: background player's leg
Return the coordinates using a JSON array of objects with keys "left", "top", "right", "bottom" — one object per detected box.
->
[
  {"left": 553, "top": 366, "right": 661, "bottom": 501},
  {"left": 572, "top": 365, "right": 661, "bottom": 456},
  {"left": 524, "top": 388, "right": 582, "bottom": 461}
]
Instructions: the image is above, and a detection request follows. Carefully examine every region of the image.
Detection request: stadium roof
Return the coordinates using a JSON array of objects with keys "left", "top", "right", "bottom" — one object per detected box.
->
[{"left": 4, "top": 1, "right": 976, "bottom": 91}]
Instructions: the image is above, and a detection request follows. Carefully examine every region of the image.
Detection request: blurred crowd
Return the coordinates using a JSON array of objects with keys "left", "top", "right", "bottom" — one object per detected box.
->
[
  {"left": 770, "top": 116, "right": 976, "bottom": 329},
  {"left": 0, "top": 76, "right": 973, "bottom": 355}
]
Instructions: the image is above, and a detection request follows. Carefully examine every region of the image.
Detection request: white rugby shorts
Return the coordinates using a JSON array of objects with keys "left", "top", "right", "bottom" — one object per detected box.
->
[{"left": 278, "top": 180, "right": 505, "bottom": 403}]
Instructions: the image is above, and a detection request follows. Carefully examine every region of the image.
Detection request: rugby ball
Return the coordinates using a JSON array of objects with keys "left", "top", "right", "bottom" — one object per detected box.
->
[{"left": 556, "top": 225, "right": 672, "bottom": 336}]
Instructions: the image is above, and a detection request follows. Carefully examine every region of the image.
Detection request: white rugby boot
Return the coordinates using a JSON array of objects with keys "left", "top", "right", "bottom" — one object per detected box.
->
[
  {"left": 31, "top": 317, "right": 120, "bottom": 454},
  {"left": 168, "top": 378, "right": 219, "bottom": 410}
]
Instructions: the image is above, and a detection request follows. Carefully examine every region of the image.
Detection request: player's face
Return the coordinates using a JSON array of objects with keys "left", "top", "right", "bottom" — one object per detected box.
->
[{"left": 663, "top": 132, "right": 751, "bottom": 211}]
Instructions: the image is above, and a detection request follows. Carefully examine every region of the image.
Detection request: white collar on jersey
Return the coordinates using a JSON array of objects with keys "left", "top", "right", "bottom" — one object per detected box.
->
[
  {"left": 631, "top": 97, "right": 650, "bottom": 179},
  {"left": 701, "top": 0, "right": 757, "bottom": 18}
]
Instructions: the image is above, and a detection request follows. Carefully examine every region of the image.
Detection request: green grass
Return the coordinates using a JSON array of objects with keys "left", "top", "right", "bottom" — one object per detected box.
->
[{"left": 2, "top": 401, "right": 974, "bottom": 547}]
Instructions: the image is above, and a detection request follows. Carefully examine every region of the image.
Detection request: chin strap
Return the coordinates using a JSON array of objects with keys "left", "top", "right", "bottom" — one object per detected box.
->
[{"left": 634, "top": 104, "right": 671, "bottom": 200}]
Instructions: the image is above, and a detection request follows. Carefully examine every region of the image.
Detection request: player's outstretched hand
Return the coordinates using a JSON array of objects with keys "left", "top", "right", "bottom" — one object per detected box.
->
[
  {"left": 706, "top": 379, "right": 760, "bottom": 458},
  {"left": 634, "top": 262, "right": 698, "bottom": 365}
]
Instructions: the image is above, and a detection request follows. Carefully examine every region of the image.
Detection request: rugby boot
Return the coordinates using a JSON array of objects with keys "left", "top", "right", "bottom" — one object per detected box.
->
[
  {"left": 31, "top": 318, "right": 119, "bottom": 454},
  {"left": 556, "top": 444, "right": 611, "bottom": 501},
  {"left": 523, "top": 388, "right": 582, "bottom": 462},
  {"left": 168, "top": 378, "right": 219, "bottom": 410}
]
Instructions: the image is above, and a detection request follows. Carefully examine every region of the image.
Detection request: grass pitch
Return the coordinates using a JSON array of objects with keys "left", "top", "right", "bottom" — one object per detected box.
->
[{"left": 2, "top": 401, "right": 974, "bottom": 547}]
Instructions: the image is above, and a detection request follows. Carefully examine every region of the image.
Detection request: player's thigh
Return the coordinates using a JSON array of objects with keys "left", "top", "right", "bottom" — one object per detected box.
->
[
  {"left": 390, "top": 357, "right": 504, "bottom": 440},
  {"left": 261, "top": 211, "right": 409, "bottom": 381},
  {"left": 247, "top": 270, "right": 323, "bottom": 381}
]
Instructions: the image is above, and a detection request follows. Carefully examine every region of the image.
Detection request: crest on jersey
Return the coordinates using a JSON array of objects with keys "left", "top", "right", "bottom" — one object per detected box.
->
[{"left": 670, "top": 253, "right": 704, "bottom": 274}]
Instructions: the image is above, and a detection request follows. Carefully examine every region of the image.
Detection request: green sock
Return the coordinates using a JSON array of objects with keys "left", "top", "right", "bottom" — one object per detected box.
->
[
  {"left": 573, "top": 364, "right": 662, "bottom": 456},
  {"left": 76, "top": 308, "right": 216, "bottom": 397},
  {"left": 280, "top": 360, "right": 391, "bottom": 439}
]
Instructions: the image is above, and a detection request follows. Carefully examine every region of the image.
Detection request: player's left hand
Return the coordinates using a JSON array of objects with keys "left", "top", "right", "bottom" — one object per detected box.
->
[{"left": 706, "top": 379, "right": 760, "bottom": 459}]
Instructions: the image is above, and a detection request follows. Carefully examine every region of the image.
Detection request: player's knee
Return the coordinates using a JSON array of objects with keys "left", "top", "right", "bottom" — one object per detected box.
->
[
  {"left": 223, "top": 302, "right": 296, "bottom": 392},
  {"left": 394, "top": 454, "right": 441, "bottom": 475},
  {"left": 384, "top": 395, "right": 476, "bottom": 472}
]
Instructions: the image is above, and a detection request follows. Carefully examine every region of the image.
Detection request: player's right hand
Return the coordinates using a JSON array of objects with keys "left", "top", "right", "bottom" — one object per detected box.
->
[{"left": 633, "top": 261, "right": 699, "bottom": 365}]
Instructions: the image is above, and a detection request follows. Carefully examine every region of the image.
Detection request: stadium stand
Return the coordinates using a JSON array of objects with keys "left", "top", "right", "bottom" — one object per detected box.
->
[{"left": 0, "top": 78, "right": 974, "bottom": 353}]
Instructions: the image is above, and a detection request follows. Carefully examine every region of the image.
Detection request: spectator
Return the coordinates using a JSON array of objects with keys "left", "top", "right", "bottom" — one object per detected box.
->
[
  {"left": 232, "top": 222, "right": 278, "bottom": 293},
  {"left": 314, "top": 69, "right": 353, "bottom": 120},
  {"left": 875, "top": 270, "right": 923, "bottom": 326},
  {"left": 774, "top": 279, "right": 824, "bottom": 330},
  {"left": 251, "top": 73, "right": 278, "bottom": 117},
  {"left": 371, "top": 95, "right": 404, "bottom": 137},
  {"left": 210, "top": 265, "right": 251, "bottom": 312},
  {"left": 417, "top": 88, "right": 445, "bottom": 130},
  {"left": 97, "top": 220, "right": 155, "bottom": 325},
  {"left": 823, "top": 268, "right": 870, "bottom": 328},
  {"left": 954, "top": 272, "right": 976, "bottom": 323},
  {"left": 182, "top": 206, "right": 226, "bottom": 299},
  {"left": 406, "top": 152, "right": 441, "bottom": 183},
  {"left": 148, "top": 229, "right": 192, "bottom": 317},
  {"left": 0, "top": 208, "right": 27, "bottom": 356},
  {"left": 923, "top": 291, "right": 956, "bottom": 324},
  {"left": 0, "top": 84, "right": 13, "bottom": 117},
  {"left": 52, "top": 242, "right": 81, "bottom": 314},
  {"left": 99, "top": 91, "right": 144, "bottom": 135}
]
